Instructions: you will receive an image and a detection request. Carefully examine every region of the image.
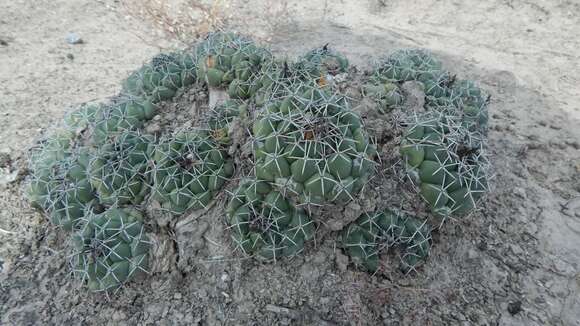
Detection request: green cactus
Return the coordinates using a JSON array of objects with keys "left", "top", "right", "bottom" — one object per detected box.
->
[
  {"left": 122, "top": 51, "right": 196, "bottom": 102},
  {"left": 71, "top": 207, "right": 150, "bottom": 291},
  {"left": 296, "top": 44, "right": 349, "bottom": 79},
  {"left": 252, "top": 80, "right": 377, "bottom": 205},
  {"left": 342, "top": 209, "right": 431, "bottom": 273},
  {"left": 362, "top": 81, "right": 404, "bottom": 114},
  {"left": 195, "top": 32, "right": 272, "bottom": 99},
  {"left": 374, "top": 49, "right": 443, "bottom": 83},
  {"left": 27, "top": 133, "right": 99, "bottom": 230},
  {"left": 400, "top": 113, "right": 489, "bottom": 217},
  {"left": 89, "top": 131, "right": 154, "bottom": 206},
  {"left": 206, "top": 99, "right": 248, "bottom": 145},
  {"left": 226, "top": 179, "right": 315, "bottom": 260},
  {"left": 151, "top": 129, "right": 234, "bottom": 214}
]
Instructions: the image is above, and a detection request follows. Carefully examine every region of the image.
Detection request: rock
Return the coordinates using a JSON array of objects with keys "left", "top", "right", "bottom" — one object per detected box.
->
[
  {"left": 400, "top": 81, "right": 426, "bottom": 112},
  {"left": 335, "top": 250, "right": 349, "bottom": 272},
  {"left": 174, "top": 213, "right": 210, "bottom": 273},
  {"left": 0, "top": 152, "right": 10, "bottom": 168},
  {"left": 148, "top": 233, "right": 177, "bottom": 274},
  {"left": 66, "top": 32, "right": 83, "bottom": 44},
  {"left": 507, "top": 300, "right": 523, "bottom": 315}
]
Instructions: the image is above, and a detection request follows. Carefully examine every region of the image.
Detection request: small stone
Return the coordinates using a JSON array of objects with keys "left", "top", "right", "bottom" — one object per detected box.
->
[
  {"left": 174, "top": 293, "right": 182, "bottom": 300},
  {"left": 66, "top": 53, "right": 74, "bottom": 60},
  {"left": 466, "top": 249, "right": 479, "bottom": 262},
  {"left": 0, "top": 152, "right": 10, "bottom": 168},
  {"left": 335, "top": 250, "right": 349, "bottom": 272},
  {"left": 66, "top": 32, "right": 83, "bottom": 45},
  {"left": 507, "top": 300, "right": 523, "bottom": 315},
  {"left": 565, "top": 140, "right": 580, "bottom": 149}
]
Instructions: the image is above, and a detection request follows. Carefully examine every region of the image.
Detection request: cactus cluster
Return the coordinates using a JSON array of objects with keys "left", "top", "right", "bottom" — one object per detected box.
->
[
  {"left": 296, "top": 44, "right": 349, "bottom": 78},
  {"left": 25, "top": 31, "right": 492, "bottom": 288},
  {"left": 226, "top": 179, "right": 315, "bottom": 260},
  {"left": 252, "top": 80, "right": 377, "bottom": 205},
  {"left": 72, "top": 208, "right": 150, "bottom": 291},
  {"left": 342, "top": 209, "right": 431, "bottom": 273},
  {"left": 152, "top": 129, "right": 234, "bottom": 214},
  {"left": 206, "top": 99, "right": 248, "bottom": 145},
  {"left": 89, "top": 131, "right": 154, "bottom": 206},
  {"left": 400, "top": 113, "right": 489, "bottom": 217},
  {"left": 27, "top": 136, "right": 97, "bottom": 230},
  {"left": 122, "top": 51, "right": 196, "bottom": 102},
  {"left": 195, "top": 32, "right": 272, "bottom": 99}
]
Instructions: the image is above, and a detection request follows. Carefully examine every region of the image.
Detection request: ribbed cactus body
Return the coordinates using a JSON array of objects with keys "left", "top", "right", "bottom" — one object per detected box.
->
[
  {"left": 226, "top": 179, "right": 315, "bottom": 260},
  {"left": 89, "top": 131, "right": 154, "bottom": 206},
  {"left": 342, "top": 209, "right": 431, "bottom": 273},
  {"left": 152, "top": 129, "right": 234, "bottom": 214},
  {"left": 71, "top": 208, "right": 149, "bottom": 291}
]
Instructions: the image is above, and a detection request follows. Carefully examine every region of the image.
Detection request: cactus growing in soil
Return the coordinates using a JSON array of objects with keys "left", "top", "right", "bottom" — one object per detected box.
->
[
  {"left": 122, "top": 51, "right": 196, "bottom": 102},
  {"left": 399, "top": 112, "right": 489, "bottom": 217},
  {"left": 89, "top": 131, "right": 154, "bottom": 206},
  {"left": 27, "top": 137, "right": 98, "bottom": 230},
  {"left": 71, "top": 208, "right": 149, "bottom": 291},
  {"left": 195, "top": 32, "right": 272, "bottom": 99},
  {"left": 252, "top": 77, "right": 377, "bottom": 205},
  {"left": 342, "top": 209, "right": 431, "bottom": 273},
  {"left": 24, "top": 32, "right": 493, "bottom": 289},
  {"left": 296, "top": 44, "right": 349, "bottom": 78},
  {"left": 206, "top": 99, "right": 248, "bottom": 145},
  {"left": 226, "top": 179, "right": 315, "bottom": 260},
  {"left": 151, "top": 129, "right": 234, "bottom": 214}
]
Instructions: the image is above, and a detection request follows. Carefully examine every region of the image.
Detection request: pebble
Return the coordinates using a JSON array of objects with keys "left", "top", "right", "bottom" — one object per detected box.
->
[
  {"left": 174, "top": 292, "right": 182, "bottom": 300},
  {"left": 66, "top": 32, "right": 83, "bottom": 44}
]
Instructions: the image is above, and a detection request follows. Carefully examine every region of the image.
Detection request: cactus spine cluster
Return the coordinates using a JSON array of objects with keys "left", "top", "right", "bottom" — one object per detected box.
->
[
  {"left": 152, "top": 129, "right": 234, "bottom": 214},
  {"left": 226, "top": 179, "right": 315, "bottom": 260},
  {"left": 72, "top": 208, "right": 149, "bottom": 291},
  {"left": 342, "top": 209, "right": 431, "bottom": 273},
  {"left": 25, "top": 32, "right": 492, "bottom": 290}
]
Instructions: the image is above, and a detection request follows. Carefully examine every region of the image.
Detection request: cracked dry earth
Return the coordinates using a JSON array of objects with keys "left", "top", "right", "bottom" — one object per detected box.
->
[{"left": 1, "top": 0, "right": 580, "bottom": 325}]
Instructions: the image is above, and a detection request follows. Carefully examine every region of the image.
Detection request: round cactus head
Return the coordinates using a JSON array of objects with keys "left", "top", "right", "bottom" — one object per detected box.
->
[
  {"left": 89, "top": 131, "right": 154, "bottom": 207},
  {"left": 151, "top": 129, "right": 234, "bottom": 215},
  {"left": 252, "top": 81, "right": 377, "bottom": 205},
  {"left": 122, "top": 50, "right": 196, "bottom": 102},
  {"left": 226, "top": 179, "right": 316, "bottom": 261},
  {"left": 342, "top": 209, "right": 431, "bottom": 273},
  {"left": 71, "top": 208, "right": 150, "bottom": 291},
  {"left": 195, "top": 32, "right": 272, "bottom": 95},
  {"left": 26, "top": 130, "right": 99, "bottom": 230},
  {"left": 400, "top": 112, "right": 489, "bottom": 217},
  {"left": 297, "top": 44, "right": 349, "bottom": 78}
]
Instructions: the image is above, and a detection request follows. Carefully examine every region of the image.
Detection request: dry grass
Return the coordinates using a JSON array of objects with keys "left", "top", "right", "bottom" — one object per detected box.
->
[
  {"left": 121, "top": 0, "right": 294, "bottom": 43},
  {"left": 122, "top": 0, "right": 231, "bottom": 43}
]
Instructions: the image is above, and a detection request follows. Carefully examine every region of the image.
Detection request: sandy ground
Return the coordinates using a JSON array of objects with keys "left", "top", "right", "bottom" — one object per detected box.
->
[{"left": 1, "top": 0, "right": 579, "bottom": 325}]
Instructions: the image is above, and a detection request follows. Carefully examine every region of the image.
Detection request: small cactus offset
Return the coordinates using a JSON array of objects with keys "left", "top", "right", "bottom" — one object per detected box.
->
[
  {"left": 71, "top": 208, "right": 150, "bottom": 291},
  {"left": 206, "top": 99, "right": 248, "bottom": 145},
  {"left": 399, "top": 112, "right": 489, "bottom": 217},
  {"left": 341, "top": 209, "right": 431, "bottom": 273},
  {"left": 89, "top": 131, "right": 155, "bottom": 206},
  {"left": 296, "top": 44, "right": 349, "bottom": 79},
  {"left": 226, "top": 179, "right": 316, "bottom": 260},
  {"left": 151, "top": 129, "right": 234, "bottom": 214},
  {"left": 122, "top": 51, "right": 196, "bottom": 102}
]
